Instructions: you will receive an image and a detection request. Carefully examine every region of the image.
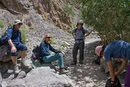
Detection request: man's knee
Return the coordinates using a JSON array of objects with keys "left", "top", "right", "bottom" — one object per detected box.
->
[
  {"left": 20, "top": 45, "right": 27, "bottom": 51},
  {"left": 58, "top": 53, "right": 63, "bottom": 57},
  {"left": 11, "top": 52, "right": 18, "bottom": 56}
]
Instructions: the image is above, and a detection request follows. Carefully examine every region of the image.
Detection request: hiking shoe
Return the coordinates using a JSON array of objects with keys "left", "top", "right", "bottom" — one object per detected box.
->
[
  {"left": 14, "top": 64, "right": 19, "bottom": 74},
  {"left": 71, "top": 62, "right": 77, "bottom": 65},
  {"left": 79, "top": 61, "right": 83, "bottom": 64},
  {"left": 59, "top": 68, "right": 68, "bottom": 74},
  {"left": 21, "top": 59, "right": 29, "bottom": 68}
]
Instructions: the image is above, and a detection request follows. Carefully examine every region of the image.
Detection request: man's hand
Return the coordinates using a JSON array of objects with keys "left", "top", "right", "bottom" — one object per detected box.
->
[
  {"left": 11, "top": 46, "right": 17, "bottom": 53},
  {"left": 61, "top": 51, "right": 65, "bottom": 57}
]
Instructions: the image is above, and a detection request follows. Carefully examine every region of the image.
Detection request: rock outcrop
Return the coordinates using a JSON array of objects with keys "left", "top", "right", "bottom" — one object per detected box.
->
[
  {"left": 31, "top": 0, "right": 72, "bottom": 30},
  {"left": 0, "top": 0, "right": 72, "bottom": 30},
  {"left": 0, "top": 0, "right": 30, "bottom": 14}
]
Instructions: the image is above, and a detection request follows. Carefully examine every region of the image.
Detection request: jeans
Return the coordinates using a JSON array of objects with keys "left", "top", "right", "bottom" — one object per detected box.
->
[
  {"left": 72, "top": 42, "right": 84, "bottom": 63},
  {"left": 43, "top": 53, "right": 64, "bottom": 68}
]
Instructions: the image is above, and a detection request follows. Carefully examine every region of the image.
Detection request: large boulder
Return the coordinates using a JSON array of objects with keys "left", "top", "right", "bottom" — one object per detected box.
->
[
  {"left": 3, "top": 67, "right": 74, "bottom": 87},
  {"left": 0, "top": 45, "right": 10, "bottom": 62},
  {"left": 0, "top": 0, "right": 30, "bottom": 14}
]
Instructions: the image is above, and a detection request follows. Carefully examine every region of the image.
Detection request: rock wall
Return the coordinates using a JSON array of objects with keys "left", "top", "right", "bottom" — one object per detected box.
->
[{"left": 0, "top": 0, "right": 72, "bottom": 30}]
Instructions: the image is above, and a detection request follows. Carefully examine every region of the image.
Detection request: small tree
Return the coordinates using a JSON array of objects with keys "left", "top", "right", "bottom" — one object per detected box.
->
[{"left": 81, "top": 0, "right": 130, "bottom": 45}]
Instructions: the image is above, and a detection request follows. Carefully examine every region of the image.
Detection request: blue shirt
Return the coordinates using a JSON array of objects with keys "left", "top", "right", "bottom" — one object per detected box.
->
[
  {"left": 104, "top": 40, "right": 130, "bottom": 62},
  {"left": 7, "top": 26, "right": 22, "bottom": 44},
  {"left": 40, "top": 41, "right": 61, "bottom": 56},
  {"left": 72, "top": 27, "right": 88, "bottom": 43}
]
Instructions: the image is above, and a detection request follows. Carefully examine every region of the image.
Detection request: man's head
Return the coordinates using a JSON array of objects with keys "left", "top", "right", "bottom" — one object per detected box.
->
[
  {"left": 44, "top": 33, "right": 51, "bottom": 44},
  {"left": 14, "top": 20, "right": 23, "bottom": 30},
  {"left": 77, "top": 20, "right": 83, "bottom": 30},
  {"left": 95, "top": 45, "right": 105, "bottom": 58}
]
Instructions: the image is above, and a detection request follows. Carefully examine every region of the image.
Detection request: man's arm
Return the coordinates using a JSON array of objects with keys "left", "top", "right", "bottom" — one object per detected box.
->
[
  {"left": 49, "top": 45, "right": 60, "bottom": 53},
  {"left": 8, "top": 40, "right": 16, "bottom": 52},
  {"left": 115, "top": 59, "right": 128, "bottom": 76},
  {"left": 72, "top": 32, "right": 75, "bottom": 40},
  {"left": 49, "top": 45, "right": 65, "bottom": 56},
  {"left": 85, "top": 32, "right": 91, "bottom": 37},
  {"left": 107, "top": 61, "right": 115, "bottom": 82},
  {"left": 83, "top": 32, "right": 91, "bottom": 40},
  {"left": 7, "top": 29, "right": 16, "bottom": 52}
]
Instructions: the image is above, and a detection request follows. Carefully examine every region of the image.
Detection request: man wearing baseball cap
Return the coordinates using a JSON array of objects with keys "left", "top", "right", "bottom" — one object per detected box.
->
[
  {"left": 7, "top": 20, "right": 29, "bottom": 74},
  {"left": 40, "top": 33, "right": 67, "bottom": 74}
]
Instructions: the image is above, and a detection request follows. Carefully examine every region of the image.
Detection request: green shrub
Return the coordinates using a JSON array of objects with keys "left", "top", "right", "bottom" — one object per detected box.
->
[
  {"left": 51, "top": 40, "right": 57, "bottom": 44},
  {"left": 0, "top": 20, "right": 5, "bottom": 28},
  {"left": 81, "top": 0, "right": 130, "bottom": 45},
  {"left": 21, "top": 26, "right": 27, "bottom": 44},
  {"left": 29, "top": 26, "right": 34, "bottom": 30},
  {"left": 62, "top": 5, "right": 75, "bottom": 16}
]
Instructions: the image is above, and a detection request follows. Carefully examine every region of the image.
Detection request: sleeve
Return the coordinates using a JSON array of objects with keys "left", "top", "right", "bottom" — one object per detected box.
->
[
  {"left": 7, "top": 29, "right": 13, "bottom": 40},
  {"left": 40, "top": 42, "right": 50, "bottom": 56},
  {"left": 19, "top": 31, "right": 22, "bottom": 43},
  {"left": 104, "top": 46, "right": 112, "bottom": 62},
  {"left": 49, "top": 45, "right": 61, "bottom": 53},
  {"left": 72, "top": 28, "right": 76, "bottom": 33},
  {"left": 83, "top": 29, "right": 88, "bottom": 34}
]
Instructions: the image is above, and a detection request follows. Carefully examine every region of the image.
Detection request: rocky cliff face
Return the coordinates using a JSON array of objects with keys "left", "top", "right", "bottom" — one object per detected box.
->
[
  {"left": 0, "top": 0, "right": 75, "bottom": 87},
  {"left": 0, "top": 0, "right": 72, "bottom": 30}
]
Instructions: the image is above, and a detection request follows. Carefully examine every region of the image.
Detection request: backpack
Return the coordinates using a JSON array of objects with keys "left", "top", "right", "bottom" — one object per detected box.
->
[
  {"left": 74, "top": 28, "right": 86, "bottom": 35},
  {"left": 0, "top": 25, "right": 12, "bottom": 46},
  {"left": 105, "top": 77, "right": 122, "bottom": 87},
  {"left": 32, "top": 46, "right": 44, "bottom": 64}
]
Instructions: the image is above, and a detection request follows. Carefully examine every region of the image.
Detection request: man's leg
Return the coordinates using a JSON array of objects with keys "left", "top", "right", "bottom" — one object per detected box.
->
[
  {"left": 11, "top": 56, "right": 17, "bottom": 64},
  {"left": 21, "top": 50, "right": 27, "bottom": 59},
  {"left": 72, "top": 43, "right": 79, "bottom": 65},
  {"left": 16, "top": 43, "right": 28, "bottom": 67},
  {"left": 79, "top": 42, "right": 84, "bottom": 64},
  {"left": 11, "top": 53, "right": 19, "bottom": 74},
  {"left": 43, "top": 53, "right": 64, "bottom": 68}
]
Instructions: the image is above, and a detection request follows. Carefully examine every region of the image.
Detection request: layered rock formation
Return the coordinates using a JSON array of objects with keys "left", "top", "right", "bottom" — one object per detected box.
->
[{"left": 0, "top": 0, "right": 72, "bottom": 30}]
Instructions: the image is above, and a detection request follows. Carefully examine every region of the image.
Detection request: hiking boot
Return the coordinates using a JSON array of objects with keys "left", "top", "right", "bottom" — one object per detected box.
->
[
  {"left": 21, "top": 59, "right": 29, "bottom": 68},
  {"left": 59, "top": 68, "right": 68, "bottom": 74},
  {"left": 71, "top": 62, "right": 77, "bottom": 65},
  {"left": 79, "top": 61, "right": 83, "bottom": 64},
  {"left": 14, "top": 64, "right": 19, "bottom": 74}
]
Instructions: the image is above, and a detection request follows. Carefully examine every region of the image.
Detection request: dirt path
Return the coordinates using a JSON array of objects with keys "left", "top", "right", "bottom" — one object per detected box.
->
[{"left": 64, "top": 38, "right": 108, "bottom": 87}]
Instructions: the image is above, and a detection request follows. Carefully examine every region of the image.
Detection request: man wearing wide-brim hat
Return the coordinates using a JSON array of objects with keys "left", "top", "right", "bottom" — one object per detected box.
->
[{"left": 7, "top": 20, "right": 29, "bottom": 74}]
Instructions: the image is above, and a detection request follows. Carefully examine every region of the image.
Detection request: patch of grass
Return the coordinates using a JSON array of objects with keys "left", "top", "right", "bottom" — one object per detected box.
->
[
  {"left": 29, "top": 26, "right": 34, "bottom": 30},
  {"left": 65, "top": 36, "right": 71, "bottom": 40},
  {"left": 0, "top": 29, "right": 6, "bottom": 36},
  {"left": 0, "top": 20, "right": 5, "bottom": 28},
  {"left": 21, "top": 26, "right": 27, "bottom": 44},
  {"left": 36, "top": 29, "right": 40, "bottom": 32},
  {"left": 61, "top": 42, "right": 69, "bottom": 47},
  {"left": 58, "top": 47, "right": 62, "bottom": 50},
  {"left": 51, "top": 40, "right": 57, "bottom": 44}
]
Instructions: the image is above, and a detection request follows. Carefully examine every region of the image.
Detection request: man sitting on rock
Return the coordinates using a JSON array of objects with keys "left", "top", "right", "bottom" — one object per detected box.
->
[
  {"left": 40, "top": 33, "right": 67, "bottom": 74},
  {"left": 7, "top": 20, "right": 29, "bottom": 74}
]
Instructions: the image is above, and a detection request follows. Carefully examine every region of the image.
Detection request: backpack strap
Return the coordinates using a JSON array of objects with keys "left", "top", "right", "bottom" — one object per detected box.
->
[{"left": 74, "top": 27, "right": 85, "bottom": 35}]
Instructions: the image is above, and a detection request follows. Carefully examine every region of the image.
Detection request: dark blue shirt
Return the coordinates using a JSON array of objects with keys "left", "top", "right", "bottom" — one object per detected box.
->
[
  {"left": 40, "top": 41, "right": 61, "bottom": 56},
  {"left": 104, "top": 40, "right": 130, "bottom": 62},
  {"left": 7, "top": 26, "right": 22, "bottom": 44}
]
